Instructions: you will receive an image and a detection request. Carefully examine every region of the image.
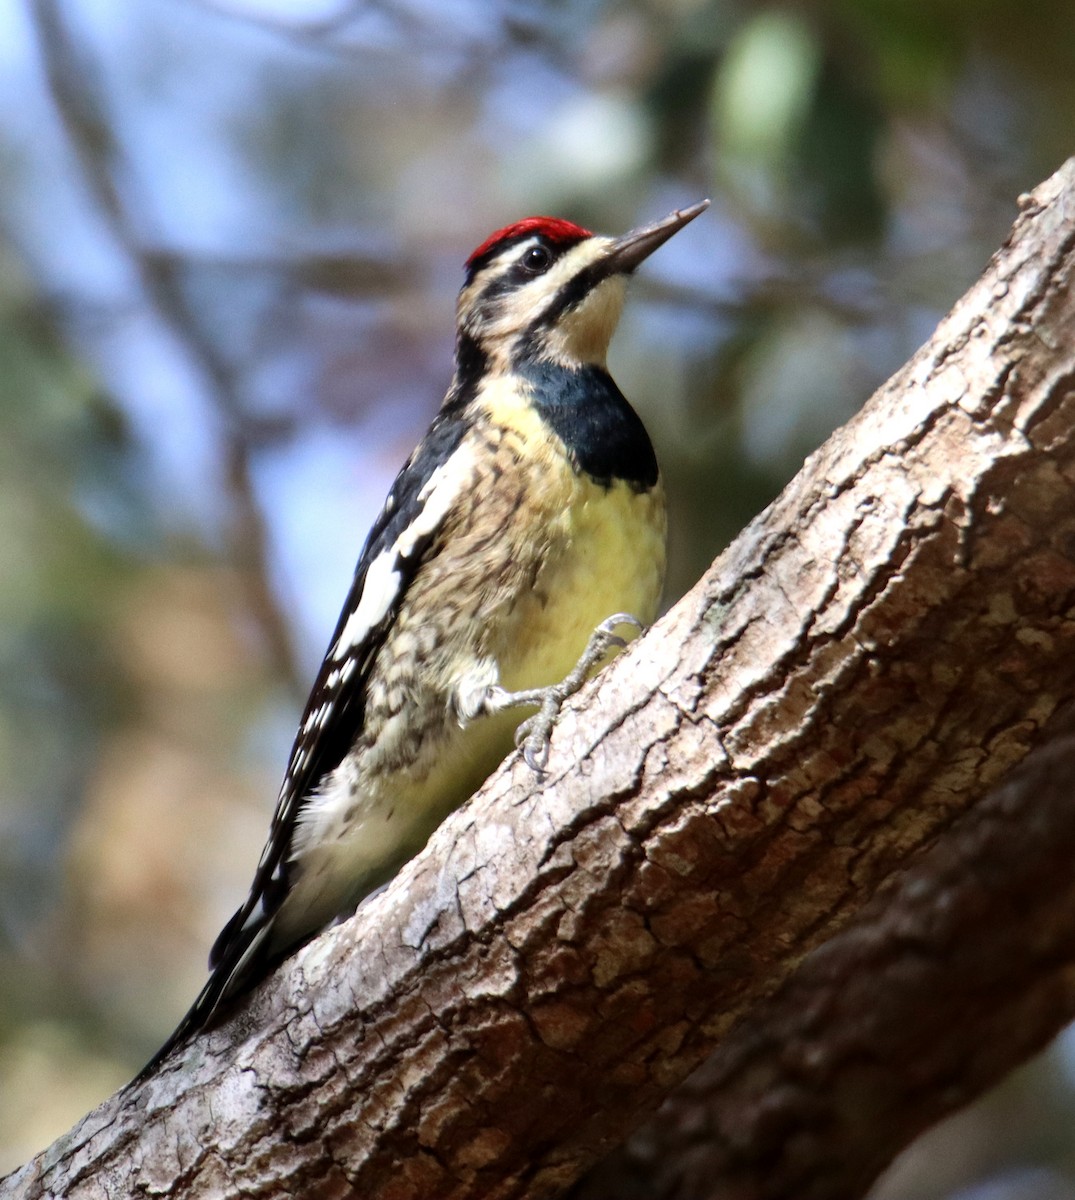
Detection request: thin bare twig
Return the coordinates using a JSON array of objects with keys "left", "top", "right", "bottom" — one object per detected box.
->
[{"left": 30, "top": 0, "right": 305, "bottom": 698}]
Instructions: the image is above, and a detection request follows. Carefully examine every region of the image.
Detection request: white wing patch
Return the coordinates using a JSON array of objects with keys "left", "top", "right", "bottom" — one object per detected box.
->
[
  {"left": 330, "top": 552, "right": 400, "bottom": 663},
  {"left": 330, "top": 442, "right": 477, "bottom": 662}
]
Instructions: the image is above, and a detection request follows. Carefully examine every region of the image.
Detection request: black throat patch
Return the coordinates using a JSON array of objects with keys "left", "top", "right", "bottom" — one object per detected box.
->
[{"left": 517, "top": 360, "right": 659, "bottom": 491}]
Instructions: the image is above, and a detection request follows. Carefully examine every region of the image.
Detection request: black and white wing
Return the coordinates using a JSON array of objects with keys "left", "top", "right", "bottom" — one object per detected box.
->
[{"left": 140, "top": 411, "right": 471, "bottom": 1075}]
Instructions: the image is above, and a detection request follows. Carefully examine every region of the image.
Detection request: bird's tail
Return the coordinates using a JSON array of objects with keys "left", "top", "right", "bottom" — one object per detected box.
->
[{"left": 128, "top": 907, "right": 282, "bottom": 1087}]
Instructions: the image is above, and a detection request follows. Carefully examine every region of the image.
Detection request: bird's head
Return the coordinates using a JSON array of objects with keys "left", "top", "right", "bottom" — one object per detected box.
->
[{"left": 456, "top": 201, "right": 709, "bottom": 374}]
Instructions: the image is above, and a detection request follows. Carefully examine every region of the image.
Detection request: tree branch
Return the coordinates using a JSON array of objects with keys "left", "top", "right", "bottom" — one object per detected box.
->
[
  {"left": 5, "top": 160, "right": 1075, "bottom": 1200},
  {"left": 570, "top": 727, "right": 1075, "bottom": 1200}
]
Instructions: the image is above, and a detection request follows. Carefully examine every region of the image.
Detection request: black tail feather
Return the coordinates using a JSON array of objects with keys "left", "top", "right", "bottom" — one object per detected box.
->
[{"left": 128, "top": 916, "right": 282, "bottom": 1088}]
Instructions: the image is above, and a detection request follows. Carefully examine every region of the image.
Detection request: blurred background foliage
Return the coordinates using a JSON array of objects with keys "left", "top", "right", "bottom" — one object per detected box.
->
[{"left": 1, "top": 0, "right": 1075, "bottom": 1193}]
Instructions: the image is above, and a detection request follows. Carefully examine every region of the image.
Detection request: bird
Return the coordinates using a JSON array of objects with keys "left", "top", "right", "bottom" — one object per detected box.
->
[{"left": 142, "top": 198, "right": 709, "bottom": 1077}]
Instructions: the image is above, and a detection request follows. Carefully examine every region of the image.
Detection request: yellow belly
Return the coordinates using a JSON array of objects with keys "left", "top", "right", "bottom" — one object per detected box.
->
[{"left": 494, "top": 475, "right": 666, "bottom": 692}]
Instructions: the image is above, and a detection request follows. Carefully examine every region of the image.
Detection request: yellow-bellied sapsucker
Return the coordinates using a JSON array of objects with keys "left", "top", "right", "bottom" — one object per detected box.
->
[{"left": 146, "top": 199, "right": 708, "bottom": 1074}]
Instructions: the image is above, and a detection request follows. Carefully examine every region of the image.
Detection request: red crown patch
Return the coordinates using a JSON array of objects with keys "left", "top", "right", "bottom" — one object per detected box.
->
[{"left": 466, "top": 216, "right": 592, "bottom": 268}]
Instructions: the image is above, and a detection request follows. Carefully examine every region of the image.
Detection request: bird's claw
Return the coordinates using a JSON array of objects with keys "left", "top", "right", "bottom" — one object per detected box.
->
[
  {"left": 588, "top": 613, "right": 641, "bottom": 657},
  {"left": 516, "top": 715, "right": 554, "bottom": 774}
]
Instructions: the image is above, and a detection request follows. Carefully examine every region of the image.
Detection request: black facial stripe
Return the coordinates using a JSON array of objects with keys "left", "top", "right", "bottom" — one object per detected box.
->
[
  {"left": 516, "top": 359, "right": 658, "bottom": 491},
  {"left": 464, "top": 231, "right": 587, "bottom": 286},
  {"left": 525, "top": 258, "right": 609, "bottom": 337},
  {"left": 474, "top": 269, "right": 524, "bottom": 310}
]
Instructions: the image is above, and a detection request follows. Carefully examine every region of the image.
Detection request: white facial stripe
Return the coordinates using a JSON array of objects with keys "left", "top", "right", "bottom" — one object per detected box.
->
[
  {"left": 330, "top": 440, "right": 478, "bottom": 662},
  {"left": 536, "top": 235, "right": 611, "bottom": 291},
  {"left": 540, "top": 274, "right": 627, "bottom": 367},
  {"left": 480, "top": 237, "right": 614, "bottom": 346},
  {"left": 458, "top": 236, "right": 605, "bottom": 341}
]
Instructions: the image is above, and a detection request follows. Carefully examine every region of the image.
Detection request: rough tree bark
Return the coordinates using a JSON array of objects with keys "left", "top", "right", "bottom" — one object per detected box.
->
[
  {"left": 569, "top": 730, "right": 1075, "bottom": 1200},
  {"left": 4, "top": 159, "right": 1075, "bottom": 1200}
]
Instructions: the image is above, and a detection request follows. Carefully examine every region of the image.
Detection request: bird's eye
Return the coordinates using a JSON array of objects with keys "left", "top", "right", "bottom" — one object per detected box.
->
[{"left": 521, "top": 244, "right": 553, "bottom": 274}]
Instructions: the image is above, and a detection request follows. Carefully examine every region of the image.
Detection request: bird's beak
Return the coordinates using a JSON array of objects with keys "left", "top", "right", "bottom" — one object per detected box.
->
[{"left": 602, "top": 199, "right": 710, "bottom": 275}]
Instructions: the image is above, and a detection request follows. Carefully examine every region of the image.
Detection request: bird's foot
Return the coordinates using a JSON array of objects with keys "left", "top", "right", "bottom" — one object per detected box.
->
[{"left": 487, "top": 613, "right": 643, "bottom": 774}]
